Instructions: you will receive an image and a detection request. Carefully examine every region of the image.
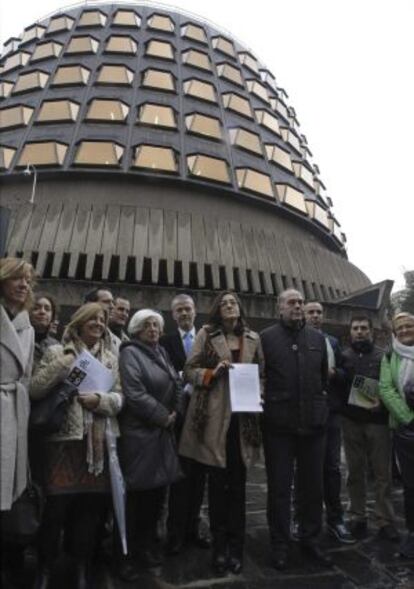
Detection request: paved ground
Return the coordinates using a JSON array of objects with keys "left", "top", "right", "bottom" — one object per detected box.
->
[{"left": 6, "top": 462, "right": 414, "bottom": 588}]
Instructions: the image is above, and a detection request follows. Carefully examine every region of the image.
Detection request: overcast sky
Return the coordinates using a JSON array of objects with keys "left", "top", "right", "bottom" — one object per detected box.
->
[{"left": 1, "top": 0, "right": 412, "bottom": 291}]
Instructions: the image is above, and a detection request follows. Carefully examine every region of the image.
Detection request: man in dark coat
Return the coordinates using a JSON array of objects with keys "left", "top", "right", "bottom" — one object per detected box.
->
[
  {"left": 340, "top": 315, "right": 398, "bottom": 541},
  {"left": 261, "top": 289, "right": 331, "bottom": 570},
  {"left": 304, "top": 301, "right": 355, "bottom": 544},
  {"left": 160, "top": 294, "right": 210, "bottom": 554}
]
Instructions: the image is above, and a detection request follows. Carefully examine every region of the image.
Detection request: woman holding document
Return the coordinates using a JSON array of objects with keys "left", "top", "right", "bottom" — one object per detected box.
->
[
  {"left": 30, "top": 303, "right": 122, "bottom": 589},
  {"left": 179, "top": 291, "right": 263, "bottom": 575}
]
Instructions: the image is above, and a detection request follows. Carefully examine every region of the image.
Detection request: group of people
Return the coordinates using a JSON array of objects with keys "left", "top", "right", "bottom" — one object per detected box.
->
[{"left": 1, "top": 255, "right": 413, "bottom": 588}]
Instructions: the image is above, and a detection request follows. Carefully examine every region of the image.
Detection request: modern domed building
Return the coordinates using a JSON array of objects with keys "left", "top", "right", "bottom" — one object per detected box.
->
[{"left": 0, "top": 2, "right": 387, "bottom": 326}]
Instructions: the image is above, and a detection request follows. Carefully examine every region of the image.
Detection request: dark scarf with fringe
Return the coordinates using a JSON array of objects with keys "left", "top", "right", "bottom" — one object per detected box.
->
[{"left": 191, "top": 328, "right": 261, "bottom": 448}]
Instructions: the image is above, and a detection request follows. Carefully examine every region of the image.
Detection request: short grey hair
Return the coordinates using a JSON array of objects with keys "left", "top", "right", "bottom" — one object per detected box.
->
[
  {"left": 171, "top": 293, "right": 195, "bottom": 311},
  {"left": 128, "top": 309, "right": 164, "bottom": 336},
  {"left": 278, "top": 289, "right": 303, "bottom": 306}
]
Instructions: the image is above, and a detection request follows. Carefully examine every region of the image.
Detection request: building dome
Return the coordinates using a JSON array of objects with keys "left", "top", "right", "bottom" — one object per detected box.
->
[{"left": 0, "top": 1, "right": 369, "bottom": 313}]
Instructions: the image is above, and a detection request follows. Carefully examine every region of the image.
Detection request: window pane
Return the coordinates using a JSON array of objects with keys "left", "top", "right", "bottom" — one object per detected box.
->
[
  {"left": 47, "top": 15, "right": 75, "bottom": 34},
  {"left": 265, "top": 144, "right": 293, "bottom": 172},
  {"left": 281, "top": 127, "right": 301, "bottom": 153},
  {"left": 229, "top": 128, "right": 262, "bottom": 155},
  {"left": 3, "top": 51, "right": 31, "bottom": 73},
  {"left": 21, "top": 25, "right": 46, "bottom": 44},
  {"left": 52, "top": 65, "right": 90, "bottom": 86},
  {"left": 142, "top": 69, "right": 176, "bottom": 92},
  {"left": 147, "top": 14, "right": 175, "bottom": 33},
  {"left": 182, "top": 49, "right": 211, "bottom": 72},
  {"left": 86, "top": 99, "right": 129, "bottom": 122},
  {"left": 31, "top": 41, "right": 63, "bottom": 62},
  {"left": 276, "top": 184, "right": 307, "bottom": 213},
  {"left": 0, "top": 105, "right": 34, "bottom": 129},
  {"left": 105, "top": 35, "right": 137, "bottom": 54},
  {"left": 0, "top": 82, "right": 14, "bottom": 99},
  {"left": 133, "top": 145, "right": 177, "bottom": 172},
  {"left": 239, "top": 52, "right": 259, "bottom": 74},
  {"left": 113, "top": 10, "right": 141, "bottom": 27},
  {"left": 247, "top": 80, "right": 270, "bottom": 104},
  {"left": 184, "top": 79, "right": 216, "bottom": 103},
  {"left": 181, "top": 23, "right": 207, "bottom": 44},
  {"left": 78, "top": 11, "right": 107, "bottom": 27},
  {"left": 187, "top": 154, "right": 230, "bottom": 184},
  {"left": 17, "top": 142, "right": 67, "bottom": 166},
  {"left": 236, "top": 168, "right": 274, "bottom": 198},
  {"left": 0, "top": 146, "right": 16, "bottom": 169},
  {"left": 222, "top": 93, "right": 253, "bottom": 119},
  {"left": 74, "top": 141, "right": 123, "bottom": 166},
  {"left": 66, "top": 36, "right": 99, "bottom": 54},
  {"left": 217, "top": 63, "right": 244, "bottom": 87},
  {"left": 255, "top": 109, "right": 280, "bottom": 135},
  {"left": 306, "top": 201, "right": 330, "bottom": 228},
  {"left": 138, "top": 104, "right": 176, "bottom": 128},
  {"left": 13, "top": 71, "right": 49, "bottom": 94},
  {"left": 185, "top": 113, "right": 222, "bottom": 140},
  {"left": 36, "top": 100, "right": 79, "bottom": 123},
  {"left": 212, "top": 36, "right": 235, "bottom": 58},
  {"left": 97, "top": 65, "right": 134, "bottom": 85},
  {"left": 292, "top": 161, "right": 314, "bottom": 190},
  {"left": 145, "top": 40, "right": 175, "bottom": 60},
  {"left": 271, "top": 97, "right": 289, "bottom": 120}
]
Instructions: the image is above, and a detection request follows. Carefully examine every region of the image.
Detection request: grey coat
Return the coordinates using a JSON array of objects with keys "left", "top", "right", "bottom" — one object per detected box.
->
[
  {"left": 117, "top": 340, "right": 184, "bottom": 485},
  {"left": 0, "top": 306, "right": 34, "bottom": 511}
]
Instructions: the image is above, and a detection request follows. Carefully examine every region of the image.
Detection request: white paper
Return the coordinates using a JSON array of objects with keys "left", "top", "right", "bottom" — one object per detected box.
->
[
  {"left": 229, "top": 363, "right": 262, "bottom": 413},
  {"left": 67, "top": 350, "right": 114, "bottom": 394}
]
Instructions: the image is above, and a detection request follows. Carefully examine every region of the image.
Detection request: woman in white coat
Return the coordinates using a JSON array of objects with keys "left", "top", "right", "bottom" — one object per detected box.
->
[{"left": 0, "top": 257, "right": 35, "bottom": 512}]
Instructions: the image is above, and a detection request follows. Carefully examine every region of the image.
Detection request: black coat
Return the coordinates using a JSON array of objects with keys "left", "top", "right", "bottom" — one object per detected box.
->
[
  {"left": 340, "top": 342, "right": 387, "bottom": 424},
  {"left": 118, "top": 340, "right": 184, "bottom": 488},
  {"left": 260, "top": 321, "right": 329, "bottom": 433},
  {"left": 160, "top": 330, "right": 187, "bottom": 373}
]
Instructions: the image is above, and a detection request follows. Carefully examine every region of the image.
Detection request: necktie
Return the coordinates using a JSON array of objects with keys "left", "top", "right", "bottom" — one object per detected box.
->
[{"left": 183, "top": 332, "right": 193, "bottom": 357}]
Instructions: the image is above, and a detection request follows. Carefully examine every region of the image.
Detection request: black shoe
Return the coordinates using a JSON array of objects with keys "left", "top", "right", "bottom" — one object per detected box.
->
[
  {"left": 165, "top": 535, "right": 184, "bottom": 555},
  {"left": 301, "top": 542, "right": 333, "bottom": 567},
  {"left": 350, "top": 519, "right": 368, "bottom": 539},
  {"left": 118, "top": 561, "right": 141, "bottom": 582},
  {"left": 400, "top": 532, "right": 414, "bottom": 558},
  {"left": 212, "top": 553, "right": 228, "bottom": 576},
  {"left": 378, "top": 524, "right": 400, "bottom": 542},
  {"left": 228, "top": 555, "right": 242, "bottom": 574},
  {"left": 271, "top": 547, "right": 288, "bottom": 571},
  {"left": 328, "top": 522, "right": 357, "bottom": 544}
]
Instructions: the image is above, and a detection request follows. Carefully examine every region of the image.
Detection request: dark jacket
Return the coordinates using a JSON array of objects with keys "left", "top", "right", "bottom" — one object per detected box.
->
[
  {"left": 324, "top": 333, "right": 346, "bottom": 413},
  {"left": 118, "top": 339, "right": 184, "bottom": 487},
  {"left": 340, "top": 341, "right": 387, "bottom": 424},
  {"left": 160, "top": 330, "right": 187, "bottom": 373},
  {"left": 260, "top": 321, "right": 329, "bottom": 433}
]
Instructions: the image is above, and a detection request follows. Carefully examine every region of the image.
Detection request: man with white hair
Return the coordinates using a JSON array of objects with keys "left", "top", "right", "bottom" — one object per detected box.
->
[
  {"left": 161, "top": 294, "right": 211, "bottom": 554},
  {"left": 261, "top": 289, "right": 331, "bottom": 571}
]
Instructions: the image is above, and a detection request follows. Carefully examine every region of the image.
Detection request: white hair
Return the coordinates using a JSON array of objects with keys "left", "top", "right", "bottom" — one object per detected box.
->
[{"left": 128, "top": 309, "right": 164, "bottom": 336}]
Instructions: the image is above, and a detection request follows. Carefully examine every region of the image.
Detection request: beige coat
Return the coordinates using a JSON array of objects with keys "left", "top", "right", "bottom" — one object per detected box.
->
[
  {"left": 0, "top": 306, "right": 34, "bottom": 511},
  {"left": 179, "top": 326, "right": 264, "bottom": 469},
  {"left": 30, "top": 342, "right": 122, "bottom": 442}
]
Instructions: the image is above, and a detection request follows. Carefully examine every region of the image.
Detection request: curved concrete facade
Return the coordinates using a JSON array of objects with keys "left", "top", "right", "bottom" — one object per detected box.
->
[{"left": 0, "top": 1, "right": 370, "bottom": 310}]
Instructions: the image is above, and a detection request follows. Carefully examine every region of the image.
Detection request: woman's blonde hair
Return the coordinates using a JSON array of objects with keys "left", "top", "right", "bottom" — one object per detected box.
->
[
  {"left": 63, "top": 302, "right": 109, "bottom": 349},
  {"left": 0, "top": 257, "right": 36, "bottom": 310}
]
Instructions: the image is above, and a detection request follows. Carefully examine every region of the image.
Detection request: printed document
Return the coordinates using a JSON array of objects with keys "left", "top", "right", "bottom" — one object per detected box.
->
[
  {"left": 67, "top": 350, "right": 114, "bottom": 394},
  {"left": 229, "top": 363, "right": 262, "bottom": 413}
]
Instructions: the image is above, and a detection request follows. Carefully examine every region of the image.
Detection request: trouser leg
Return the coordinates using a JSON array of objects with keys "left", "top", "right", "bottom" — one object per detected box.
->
[
  {"left": 262, "top": 429, "right": 295, "bottom": 547},
  {"left": 394, "top": 434, "right": 414, "bottom": 532},
  {"left": 296, "top": 432, "right": 326, "bottom": 540},
  {"left": 342, "top": 417, "right": 367, "bottom": 520},
  {"left": 324, "top": 413, "right": 344, "bottom": 525},
  {"left": 366, "top": 423, "right": 395, "bottom": 527},
  {"left": 226, "top": 417, "right": 246, "bottom": 556},
  {"left": 38, "top": 495, "right": 71, "bottom": 566}
]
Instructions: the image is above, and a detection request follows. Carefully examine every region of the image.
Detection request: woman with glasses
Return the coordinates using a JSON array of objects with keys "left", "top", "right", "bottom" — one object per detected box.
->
[{"left": 179, "top": 291, "right": 263, "bottom": 576}]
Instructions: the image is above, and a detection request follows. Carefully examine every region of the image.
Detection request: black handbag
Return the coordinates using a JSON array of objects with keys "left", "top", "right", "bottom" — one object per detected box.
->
[
  {"left": 1, "top": 477, "right": 43, "bottom": 545},
  {"left": 29, "top": 380, "right": 78, "bottom": 434}
]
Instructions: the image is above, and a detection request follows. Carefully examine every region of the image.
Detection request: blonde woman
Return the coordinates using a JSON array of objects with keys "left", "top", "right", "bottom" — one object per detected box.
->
[
  {"left": 31, "top": 303, "right": 122, "bottom": 589},
  {"left": 0, "top": 257, "right": 35, "bottom": 513}
]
